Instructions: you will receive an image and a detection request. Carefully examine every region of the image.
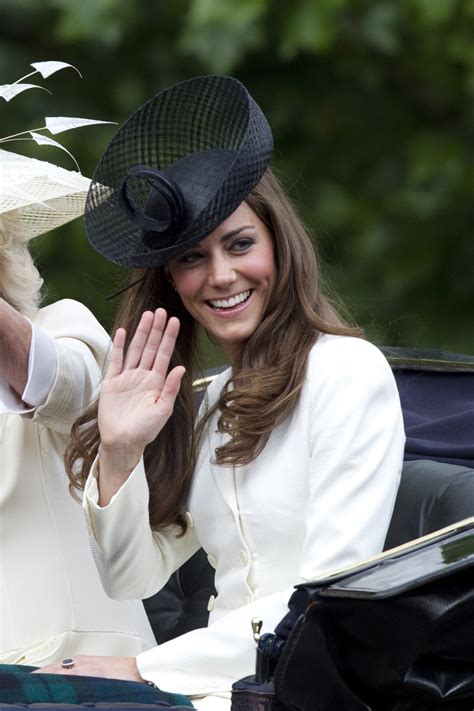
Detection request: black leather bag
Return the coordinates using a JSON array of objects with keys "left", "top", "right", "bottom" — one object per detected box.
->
[
  {"left": 231, "top": 677, "right": 285, "bottom": 711},
  {"left": 273, "top": 519, "right": 474, "bottom": 711}
]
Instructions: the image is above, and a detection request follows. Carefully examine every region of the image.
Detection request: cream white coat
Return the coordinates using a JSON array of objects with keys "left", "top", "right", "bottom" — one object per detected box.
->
[
  {"left": 84, "top": 335, "right": 405, "bottom": 709},
  {"left": 0, "top": 299, "right": 155, "bottom": 665}
]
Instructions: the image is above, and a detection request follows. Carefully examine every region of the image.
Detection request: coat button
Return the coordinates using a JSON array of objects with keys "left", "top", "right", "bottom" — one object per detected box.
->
[
  {"left": 239, "top": 549, "right": 249, "bottom": 566},
  {"left": 185, "top": 511, "right": 194, "bottom": 527},
  {"left": 207, "top": 594, "right": 216, "bottom": 612},
  {"left": 207, "top": 553, "right": 218, "bottom": 569}
]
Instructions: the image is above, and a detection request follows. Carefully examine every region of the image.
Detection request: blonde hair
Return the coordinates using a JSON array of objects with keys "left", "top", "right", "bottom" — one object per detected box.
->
[{"left": 0, "top": 213, "right": 43, "bottom": 317}]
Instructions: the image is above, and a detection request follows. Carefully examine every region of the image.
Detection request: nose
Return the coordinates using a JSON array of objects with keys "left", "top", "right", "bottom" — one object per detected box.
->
[{"left": 207, "top": 253, "right": 236, "bottom": 288}]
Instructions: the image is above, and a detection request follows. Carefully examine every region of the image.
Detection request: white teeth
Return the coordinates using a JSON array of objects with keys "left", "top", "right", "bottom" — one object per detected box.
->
[{"left": 209, "top": 290, "right": 250, "bottom": 309}]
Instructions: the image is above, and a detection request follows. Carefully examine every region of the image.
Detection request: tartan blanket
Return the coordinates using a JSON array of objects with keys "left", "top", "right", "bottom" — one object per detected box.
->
[{"left": 0, "top": 665, "right": 194, "bottom": 708}]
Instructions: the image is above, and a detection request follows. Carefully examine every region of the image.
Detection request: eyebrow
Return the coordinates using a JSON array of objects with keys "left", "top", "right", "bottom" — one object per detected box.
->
[{"left": 220, "top": 225, "right": 256, "bottom": 243}]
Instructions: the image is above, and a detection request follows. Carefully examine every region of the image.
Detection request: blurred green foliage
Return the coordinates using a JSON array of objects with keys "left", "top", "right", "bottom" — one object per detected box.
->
[{"left": 1, "top": 0, "right": 473, "bottom": 359}]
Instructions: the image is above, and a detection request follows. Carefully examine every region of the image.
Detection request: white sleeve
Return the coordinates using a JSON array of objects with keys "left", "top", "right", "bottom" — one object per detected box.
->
[
  {"left": 83, "top": 458, "right": 201, "bottom": 600},
  {"left": 0, "top": 321, "right": 57, "bottom": 413},
  {"left": 22, "top": 322, "right": 57, "bottom": 407},
  {"left": 20, "top": 299, "right": 110, "bottom": 433}
]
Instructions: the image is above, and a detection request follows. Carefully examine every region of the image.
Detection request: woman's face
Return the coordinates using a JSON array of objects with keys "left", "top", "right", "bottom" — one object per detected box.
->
[{"left": 166, "top": 202, "right": 276, "bottom": 361}]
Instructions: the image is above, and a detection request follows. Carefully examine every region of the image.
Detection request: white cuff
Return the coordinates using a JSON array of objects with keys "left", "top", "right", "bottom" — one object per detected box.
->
[
  {"left": 0, "top": 321, "right": 56, "bottom": 413},
  {"left": 84, "top": 455, "right": 145, "bottom": 510},
  {"left": 22, "top": 321, "right": 57, "bottom": 407}
]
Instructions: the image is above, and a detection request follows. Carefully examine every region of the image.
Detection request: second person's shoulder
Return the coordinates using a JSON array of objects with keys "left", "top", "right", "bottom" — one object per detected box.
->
[
  {"left": 34, "top": 299, "right": 110, "bottom": 365},
  {"left": 35, "top": 299, "right": 108, "bottom": 337}
]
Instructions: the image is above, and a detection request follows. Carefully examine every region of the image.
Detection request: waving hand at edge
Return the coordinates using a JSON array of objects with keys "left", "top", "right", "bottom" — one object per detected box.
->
[{"left": 97, "top": 309, "right": 185, "bottom": 505}]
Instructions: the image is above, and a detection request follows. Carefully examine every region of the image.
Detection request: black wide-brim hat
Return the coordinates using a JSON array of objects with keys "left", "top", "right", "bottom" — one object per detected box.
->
[{"left": 84, "top": 75, "right": 273, "bottom": 268}]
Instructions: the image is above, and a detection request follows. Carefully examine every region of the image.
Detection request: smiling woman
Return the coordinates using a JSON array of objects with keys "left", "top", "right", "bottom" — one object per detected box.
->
[
  {"left": 17, "top": 75, "right": 406, "bottom": 711},
  {"left": 165, "top": 203, "right": 276, "bottom": 362}
]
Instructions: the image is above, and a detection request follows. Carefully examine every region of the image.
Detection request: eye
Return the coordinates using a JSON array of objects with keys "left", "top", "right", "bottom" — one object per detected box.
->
[
  {"left": 230, "top": 236, "right": 255, "bottom": 252},
  {"left": 178, "top": 250, "right": 204, "bottom": 265}
]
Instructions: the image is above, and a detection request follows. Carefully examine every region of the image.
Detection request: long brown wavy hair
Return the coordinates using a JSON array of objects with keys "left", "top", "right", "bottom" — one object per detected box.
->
[{"left": 65, "top": 167, "right": 361, "bottom": 534}]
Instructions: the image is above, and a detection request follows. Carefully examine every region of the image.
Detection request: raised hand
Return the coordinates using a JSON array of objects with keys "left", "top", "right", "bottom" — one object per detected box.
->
[{"left": 97, "top": 309, "right": 185, "bottom": 495}]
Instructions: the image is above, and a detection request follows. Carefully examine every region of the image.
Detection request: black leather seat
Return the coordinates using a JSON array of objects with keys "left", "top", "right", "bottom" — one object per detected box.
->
[
  {"left": 384, "top": 459, "right": 474, "bottom": 550},
  {"left": 143, "top": 548, "right": 216, "bottom": 644}
]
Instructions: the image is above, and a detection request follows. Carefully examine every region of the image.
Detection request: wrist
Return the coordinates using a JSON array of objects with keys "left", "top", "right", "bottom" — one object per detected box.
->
[
  {"left": 0, "top": 299, "right": 31, "bottom": 395},
  {"left": 98, "top": 442, "right": 142, "bottom": 481},
  {"left": 96, "top": 445, "right": 143, "bottom": 507},
  {"left": 127, "top": 656, "right": 144, "bottom": 683}
]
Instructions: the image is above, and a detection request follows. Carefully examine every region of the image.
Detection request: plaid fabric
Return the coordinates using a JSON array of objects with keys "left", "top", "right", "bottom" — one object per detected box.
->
[{"left": 0, "top": 665, "right": 193, "bottom": 707}]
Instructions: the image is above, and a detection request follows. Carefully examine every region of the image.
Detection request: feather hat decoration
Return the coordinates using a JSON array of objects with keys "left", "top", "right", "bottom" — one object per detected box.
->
[{"left": 0, "top": 61, "right": 115, "bottom": 241}]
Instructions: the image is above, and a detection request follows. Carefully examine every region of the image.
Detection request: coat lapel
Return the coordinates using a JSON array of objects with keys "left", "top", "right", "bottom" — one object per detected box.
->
[
  {"left": 199, "top": 368, "right": 239, "bottom": 515},
  {"left": 207, "top": 425, "right": 239, "bottom": 515}
]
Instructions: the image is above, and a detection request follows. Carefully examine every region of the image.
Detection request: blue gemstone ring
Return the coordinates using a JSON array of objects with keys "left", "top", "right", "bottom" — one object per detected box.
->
[{"left": 61, "top": 658, "right": 75, "bottom": 669}]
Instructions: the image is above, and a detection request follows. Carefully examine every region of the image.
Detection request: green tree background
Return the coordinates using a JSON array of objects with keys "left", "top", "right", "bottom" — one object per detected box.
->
[{"left": 2, "top": 0, "right": 473, "bottom": 361}]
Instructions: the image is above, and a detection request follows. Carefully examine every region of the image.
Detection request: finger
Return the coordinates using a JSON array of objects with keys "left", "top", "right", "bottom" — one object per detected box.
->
[
  {"left": 157, "top": 365, "right": 186, "bottom": 414},
  {"left": 152, "top": 316, "right": 181, "bottom": 375},
  {"left": 138, "top": 308, "right": 167, "bottom": 370},
  {"left": 105, "top": 328, "right": 126, "bottom": 379},
  {"left": 123, "top": 311, "right": 154, "bottom": 370}
]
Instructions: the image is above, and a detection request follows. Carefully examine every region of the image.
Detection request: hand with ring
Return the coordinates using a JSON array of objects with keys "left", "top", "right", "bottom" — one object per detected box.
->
[{"left": 33, "top": 654, "right": 143, "bottom": 681}]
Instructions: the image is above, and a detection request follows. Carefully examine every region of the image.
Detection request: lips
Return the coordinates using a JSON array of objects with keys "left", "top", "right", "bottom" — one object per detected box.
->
[{"left": 207, "top": 289, "right": 251, "bottom": 310}]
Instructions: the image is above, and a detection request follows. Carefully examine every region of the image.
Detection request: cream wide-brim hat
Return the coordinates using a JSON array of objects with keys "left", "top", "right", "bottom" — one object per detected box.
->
[{"left": 0, "top": 149, "right": 91, "bottom": 243}]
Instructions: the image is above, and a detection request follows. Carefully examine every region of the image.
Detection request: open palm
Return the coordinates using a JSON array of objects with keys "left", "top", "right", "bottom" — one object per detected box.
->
[{"left": 98, "top": 309, "right": 185, "bottom": 455}]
